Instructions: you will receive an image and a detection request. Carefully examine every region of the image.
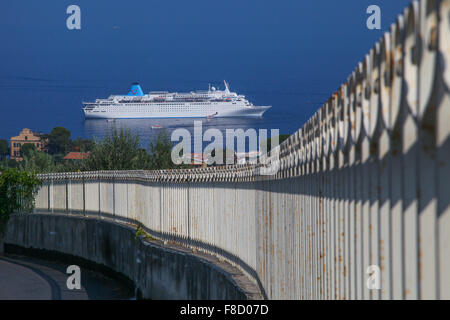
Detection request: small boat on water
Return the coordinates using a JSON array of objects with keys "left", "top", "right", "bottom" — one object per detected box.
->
[
  {"left": 106, "top": 119, "right": 115, "bottom": 122},
  {"left": 151, "top": 124, "right": 163, "bottom": 129},
  {"left": 206, "top": 112, "right": 218, "bottom": 120}
]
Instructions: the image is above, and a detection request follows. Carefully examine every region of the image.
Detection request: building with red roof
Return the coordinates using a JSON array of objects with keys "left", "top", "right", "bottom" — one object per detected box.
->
[{"left": 63, "top": 152, "right": 90, "bottom": 160}]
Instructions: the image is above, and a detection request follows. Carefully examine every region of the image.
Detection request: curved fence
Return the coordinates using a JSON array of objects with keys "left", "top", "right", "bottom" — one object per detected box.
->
[{"left": 33, "top": 0, "right": 449, "bottom": 299}]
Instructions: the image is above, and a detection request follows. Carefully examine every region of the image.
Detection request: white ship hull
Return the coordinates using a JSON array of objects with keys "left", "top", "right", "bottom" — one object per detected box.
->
[
  {"left": 84, "top": 102, "right": 270, "bottom": 119},
  {"left": 83, "top": 81, "right": 271, "bottom": 119}
]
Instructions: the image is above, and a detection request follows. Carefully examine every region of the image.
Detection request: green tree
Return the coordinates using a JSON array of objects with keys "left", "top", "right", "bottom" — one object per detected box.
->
[
  {"left": 83, "top": 128, "right": 144, "bottom": 171},
  {"left": 20, "top": 143, "right": 37, "bottom": 159},
  {"left": 0, "top": 168, "right": 41, "bottom": 239},
  {"left": 72, "top": 137, "right": 93, "bottom": 153},
  {"left": 48, "top": 127, "right": 71, "bottom": 155},
  {"left": 0, "top": 140, "right": 9, "bottom": 160},
  {"left": 0, "top": 158, "right": 20, "bottom": 169},
  {"left": 209, "top": 148, "right": 236, "bottom": 166},
  {"left": 148, "top": 131, "right": 175, "bottom": 170},
  {"left": 136, "top": 148, "right": 152, "bottom": 169},
  {"left": 21, "top": 148, "right": 54, "bottom": 173}
]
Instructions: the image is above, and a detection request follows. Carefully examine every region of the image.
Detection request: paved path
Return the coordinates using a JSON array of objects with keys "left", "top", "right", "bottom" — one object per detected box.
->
[
  {"left": 0, "top": 255, "right": 133, "bottom": 300},
  {"left": 0, "top": 257, "right": 54, "bottom": 299}
]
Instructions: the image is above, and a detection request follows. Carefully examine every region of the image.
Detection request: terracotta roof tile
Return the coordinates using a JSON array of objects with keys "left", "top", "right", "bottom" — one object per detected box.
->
[{"left": 64, "top": 152, "right": 90, "bottom": 160}]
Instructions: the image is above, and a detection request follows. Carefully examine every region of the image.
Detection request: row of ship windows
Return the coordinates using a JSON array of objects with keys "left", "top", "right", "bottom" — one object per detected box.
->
[
  {"left": 92, "top": 107, "right": 241, "bottom": 112},
  {"left": 95, "top": 105, "right": 241, "bottom": 110},
  {"left": 102, "top": 102, "right": 236, "bottom": 109},
  {"left": 95, "top": 108, "right": 229, "bottom": 112},
  {"left": 117, "top": 103, "right": 218, "bottom": 106},
  {"left": 96, "top": 106, "right": 239, "bottom": 109}
]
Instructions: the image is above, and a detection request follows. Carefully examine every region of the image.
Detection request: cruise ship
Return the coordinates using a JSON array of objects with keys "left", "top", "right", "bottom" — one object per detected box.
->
[{"left": 82, "top": 81, "right": 271, "bottom": 119}]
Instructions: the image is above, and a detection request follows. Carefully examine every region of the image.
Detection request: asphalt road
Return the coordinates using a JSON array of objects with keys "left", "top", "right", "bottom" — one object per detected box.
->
[{"left": 0, "top": 254, "right": 134, "bottom": 300}]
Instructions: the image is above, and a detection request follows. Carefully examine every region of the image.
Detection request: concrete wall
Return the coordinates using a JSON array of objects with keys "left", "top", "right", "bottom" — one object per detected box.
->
[
  {"left": 4, "top": 213, "right": 261, "bottom": 300},
  {"left": 30, "top": 0, "right": 450, "bottom": 299}
]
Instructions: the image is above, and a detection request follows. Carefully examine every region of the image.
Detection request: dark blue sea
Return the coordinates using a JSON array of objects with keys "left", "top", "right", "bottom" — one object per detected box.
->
[
  {"left": 0, "top": 76, "right": 329, "bottom": 148},
  {"left": 0, "top": 0, "right": 411, "bottom": 149}
]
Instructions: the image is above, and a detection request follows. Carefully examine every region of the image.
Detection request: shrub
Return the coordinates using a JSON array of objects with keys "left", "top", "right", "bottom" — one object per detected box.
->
[{"left": 0, "top": 168, "right": 41, "bottom": 235}]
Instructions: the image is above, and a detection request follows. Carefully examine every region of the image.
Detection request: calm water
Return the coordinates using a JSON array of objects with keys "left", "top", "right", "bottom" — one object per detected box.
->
[
  {"left": 0, "top": 77, "right": 326, "bottom": 149},
  {"left": 0, "top": 1, "right": 411, "bottom": 148}
]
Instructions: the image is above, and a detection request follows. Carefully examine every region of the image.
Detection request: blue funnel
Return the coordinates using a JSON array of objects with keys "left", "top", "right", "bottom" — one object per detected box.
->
[{"left": 128, "top": 82, "right": 144, "bottom": 96}]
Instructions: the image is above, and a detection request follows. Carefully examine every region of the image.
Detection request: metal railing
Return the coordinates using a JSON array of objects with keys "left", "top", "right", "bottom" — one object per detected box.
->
[{"left": 33, "top": 0, "right": 449, "bottom": 299}]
